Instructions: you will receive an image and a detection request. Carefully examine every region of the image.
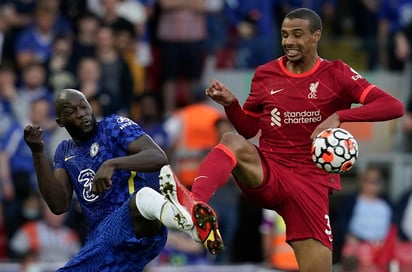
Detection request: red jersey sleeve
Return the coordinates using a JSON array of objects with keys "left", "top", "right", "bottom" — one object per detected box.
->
[
  {"left": 336, "top": 86, "right": 404, "bottom": 122},
  {"left": 328, "top": 60, "right": 404, "bottom": 122},
  {"left": 224, "top": 99, "right": 260, "bottom": 139}
]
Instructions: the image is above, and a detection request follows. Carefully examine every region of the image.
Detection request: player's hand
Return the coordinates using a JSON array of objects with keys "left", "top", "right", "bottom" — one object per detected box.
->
[
  {"left": 310, "top": 113, "right": 341, "bottom": 140},
  {"left": 23, "top": 124, "right": 45, "bottom": 153},
  {"left": 206, "top": 79, "right": 236, "bottom": 106},
  {"left": 92, "top": 161, "right": 114, "bottom": 194}
]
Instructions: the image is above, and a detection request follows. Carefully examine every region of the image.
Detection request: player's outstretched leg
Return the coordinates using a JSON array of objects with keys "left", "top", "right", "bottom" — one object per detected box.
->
[
  {"left": 159, "top": 165, "right": 224, "bottom": 255},
  {"left": 135, "top": 187, "right": 193, "bottom": 231}
]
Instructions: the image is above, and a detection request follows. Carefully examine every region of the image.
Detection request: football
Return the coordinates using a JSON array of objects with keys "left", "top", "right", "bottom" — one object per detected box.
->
[{"left": 311, "top": 128, "right": 359, "bottom": 173}]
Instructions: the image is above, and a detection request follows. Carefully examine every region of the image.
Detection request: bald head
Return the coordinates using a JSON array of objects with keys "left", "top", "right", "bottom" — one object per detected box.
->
[
  {"left": 55, "top": 88, "right": 87, "bottom": 116},
  {"left": 54, "top": 88, "right": 97, "bottom": 142}
]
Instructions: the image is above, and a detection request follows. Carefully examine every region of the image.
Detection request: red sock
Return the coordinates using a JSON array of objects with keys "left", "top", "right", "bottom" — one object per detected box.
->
[{"left": 191, "top": 144, "right": 237, "bottom": 202}]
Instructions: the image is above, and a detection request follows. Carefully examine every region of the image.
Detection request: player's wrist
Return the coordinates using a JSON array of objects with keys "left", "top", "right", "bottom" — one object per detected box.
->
[{"left": 223, "top": 98, "right": 238, "bottom": 108}]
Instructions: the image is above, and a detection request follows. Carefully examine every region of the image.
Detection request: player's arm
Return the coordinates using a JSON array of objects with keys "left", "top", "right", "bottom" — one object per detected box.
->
[
  {"left": 336, "top": 86, "right": 404, "bottom": 122},
  {"left": 120, "top": 134, "right": 168, "bottom": 172},
  {"left": 207, "top": 79, "right": 260, "bottom": 139},
  {"left": 92, "top": 134, "right": 168, "bottom": 193},
  {"left": 224, "top": 99, "right": 260, "bottom": 139},
  {"left": 24, "top": 124, "right": 73, "bottom": 214},
  {"left": 311, "top": 87, "right": 405, "bottom": 139}
]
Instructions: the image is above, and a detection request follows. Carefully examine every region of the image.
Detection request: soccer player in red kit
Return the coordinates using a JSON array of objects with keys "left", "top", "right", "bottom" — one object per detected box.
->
[{"left": 158, "top": 7, "right": 405, "bottom": 271}]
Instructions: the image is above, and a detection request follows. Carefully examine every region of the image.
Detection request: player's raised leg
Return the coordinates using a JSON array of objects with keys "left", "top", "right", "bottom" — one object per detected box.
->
[
  {"left": 159, "top": 164, "right": 224, "bottom": 255},
  {"left": 135, "top": 187, "right": 193, "bottom": 231}
]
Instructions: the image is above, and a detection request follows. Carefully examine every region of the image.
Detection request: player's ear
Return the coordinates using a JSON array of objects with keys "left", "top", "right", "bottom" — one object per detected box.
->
[
  {"left": 56, "top": 118, "right": 64, "bottom": 127},
  {"left": 313, "top": 29, "right": 321, "bottom": 42}
]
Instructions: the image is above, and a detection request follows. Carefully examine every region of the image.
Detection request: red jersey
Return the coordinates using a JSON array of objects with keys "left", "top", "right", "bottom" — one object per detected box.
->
[{"left": 231, "top": 56, "right": 401, "bottom": 191}]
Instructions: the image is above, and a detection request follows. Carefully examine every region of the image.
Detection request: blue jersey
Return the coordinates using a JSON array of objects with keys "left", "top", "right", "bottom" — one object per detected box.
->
[
  {"left": 54, "top": 114, "right": 167, "bottom": 271},
  {"left": 54, "top": 114, "right": 148, "bottom": 232}
]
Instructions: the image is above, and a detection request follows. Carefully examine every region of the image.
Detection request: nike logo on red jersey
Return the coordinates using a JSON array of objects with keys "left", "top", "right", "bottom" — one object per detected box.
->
[{"left": 270, "top": 88, "right": 284, "bottom": 94}]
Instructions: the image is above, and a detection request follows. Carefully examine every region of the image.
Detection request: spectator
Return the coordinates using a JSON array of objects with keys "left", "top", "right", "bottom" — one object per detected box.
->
[
  {"left": 393, "top": 178, "right": 412, "bottom": 242},
  {"left": 92, "top": 0, "right": 142, "bottom": 36},
  {"left": 155, "top": 0, "right": 209, "bottom": 114},
  {"left": 127, "top": 0, "right": 158, "bottom": 85},
  {"left": 14, "top": 2, "right": 72, "bottom": 69},
  {"left": 203, "top": 0, "right": 231, "bottom": 70},
  {"left": 225, "top": 0, "right": 281, "bottom": 69},
  {"left": 401, "top": 96, "right": 412, "bottom": 152},
  {"left": 113, "top": 18, "right": 146, "bottom": 95},
  {"left": 131, "top": 91, "right": 170, "bottom": 154},
  {"left": 377, "top": 0, "right": 412, "bottom": 71},
  {"left": 74, "top": 56, "right": 112, "bottom": 118},
  {"left": 261, "top": 209, "right": 298, "bottom": 271},
  {"left": 115, "top": 0, "right": 152, "bottom": 76},
  {"left": 45, "top": 34, "right": 77, "bottom": 92},
  {"left": 58, "top": 0, "right": 89, "bottom": 25},
  {"left": 95, "top": 25, "right": 134, "bottom": 115},
  {"left": 335, "top": 166, "right": 393, "bottom": 264},
  {"left": 63, "top": 197, "right": 87, "bottom": 246},
  {"left": 350, "top": 0, "right": 381, "bottom": 70},
  {"left": 74, "top": 57, "right": 100, "bottom": 99},
  {"left": 164, "top": 89, "right": 223, "bottom": 188},
  {"left": 72, "top": 11, "right": 100, "bottom": 61},
  {"left": 0, "top": 97, "right": 56, "bottom": 249},
  {"left": 0, "top": 0, "right": 35, "bottom": 32},
  {"left": 280, "top": 0, "right": 337, "bottom": 21},
  {"left": 13, "top": 62, "right": 54, "bottom": 129},
  {"left": 0, "top": 6, "right": 18, "bottom": 67},
  {"left": 10, "top": 197, "right": 81, "bottom": 263},
  {"left": 0, "top": 64, "right": 18, "bottom": 142}
]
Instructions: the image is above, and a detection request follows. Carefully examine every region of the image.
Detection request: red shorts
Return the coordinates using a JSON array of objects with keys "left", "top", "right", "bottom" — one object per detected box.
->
[{"left": 236, "top": 150, "right": 334, "bottom": 250}]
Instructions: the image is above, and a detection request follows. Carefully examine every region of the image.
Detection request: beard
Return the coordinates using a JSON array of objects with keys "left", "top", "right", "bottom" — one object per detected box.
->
[{"left": 65, "top": 115, "right": 98, "bottom": 142}]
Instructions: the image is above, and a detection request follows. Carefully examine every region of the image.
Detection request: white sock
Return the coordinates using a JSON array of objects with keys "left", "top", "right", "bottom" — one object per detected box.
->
[
  {"left": 135, "top": 187, "right": 165, "bottom": 221},
  {"left": 135, "top": 187, "right": 192, "bottom": 230}
]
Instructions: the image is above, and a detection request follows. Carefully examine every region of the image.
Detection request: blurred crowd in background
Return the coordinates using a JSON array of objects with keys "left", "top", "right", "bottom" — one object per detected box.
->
[{"left": 1, "top": 0, "right": 412, "bottom": 271}]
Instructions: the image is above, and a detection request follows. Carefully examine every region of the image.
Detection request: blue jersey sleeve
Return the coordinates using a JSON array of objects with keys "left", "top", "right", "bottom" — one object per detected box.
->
[
  {"left": 54, "top": 142, "right": 65, "bottom": 170},
  {"left": 104, "top": 115, "right": 146, "bottom": 150}
]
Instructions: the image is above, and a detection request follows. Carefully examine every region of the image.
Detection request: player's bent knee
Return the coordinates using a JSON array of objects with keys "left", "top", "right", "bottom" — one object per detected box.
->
[{"left": 220, "top": 133, "right": 255, "bottom": 154}]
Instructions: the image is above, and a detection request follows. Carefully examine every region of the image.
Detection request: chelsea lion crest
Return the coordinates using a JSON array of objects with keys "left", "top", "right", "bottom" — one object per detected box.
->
[{"left": 90, "top": 143, "right": 99, "bottom": 157}]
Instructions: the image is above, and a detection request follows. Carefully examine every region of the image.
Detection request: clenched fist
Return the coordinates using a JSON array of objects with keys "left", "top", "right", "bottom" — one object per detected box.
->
[{"left": 24, "top": 124, "right": 45, "bottom": 153}]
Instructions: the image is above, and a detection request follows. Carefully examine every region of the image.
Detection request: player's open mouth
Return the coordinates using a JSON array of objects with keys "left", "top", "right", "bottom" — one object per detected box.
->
[
  {"left": 81, "top": 120, "right": 91, "bottom": 127},
  {"left": 286, "top": 49, "right": 300, "bottom": 57}
]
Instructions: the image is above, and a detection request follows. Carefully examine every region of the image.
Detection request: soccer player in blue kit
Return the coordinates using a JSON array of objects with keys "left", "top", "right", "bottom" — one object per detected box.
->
[{"left": 23, "top": 88, "right": 215, "bottom": 271}]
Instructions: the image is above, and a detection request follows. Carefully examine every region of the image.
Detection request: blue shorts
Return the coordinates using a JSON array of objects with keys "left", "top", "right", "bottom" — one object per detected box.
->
[{"left": 57, "top": 196, "right": 168, "bottom": 272}]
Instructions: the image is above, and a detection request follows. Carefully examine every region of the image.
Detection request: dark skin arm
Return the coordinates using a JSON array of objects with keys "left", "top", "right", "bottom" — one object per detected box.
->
[
  {"left": 24, "top": 124, "right": 73, "bottom": 214},
  {"left": 92, "top": 134, "right": 168, "bottom": 194}
]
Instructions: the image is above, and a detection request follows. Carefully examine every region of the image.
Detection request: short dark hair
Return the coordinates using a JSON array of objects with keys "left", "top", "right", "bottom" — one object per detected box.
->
[{"left": 285, "top": 8, "right": 322, "bottom": 33}]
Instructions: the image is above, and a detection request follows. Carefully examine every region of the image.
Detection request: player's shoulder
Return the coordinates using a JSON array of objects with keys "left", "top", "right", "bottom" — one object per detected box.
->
[
  {"left": 256, "top": 58, "right": 281, "bottom": 72},
  {"left": 55, "top": 138, "right": 75, "bottom": 155},
  {"left": 103, "top": 114, "right": 144, "bottom": 134},
  {"left": 321, "top": 59, "right": 365, "bottom": 81},
  {"left": 320, "top": 58, "right": 353, "bottom": 71},
  {"left": 57, "top": 138, "right": 74, "bottom": 148},
  {"left": 101, "top": 114, "right": 137, "bottom": 126},
  {"left": 252, "top": 58, "right": 282, "bottom": 80},
  {"left": 101, "top": 114, "right": 124, "bottom": 123}
]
